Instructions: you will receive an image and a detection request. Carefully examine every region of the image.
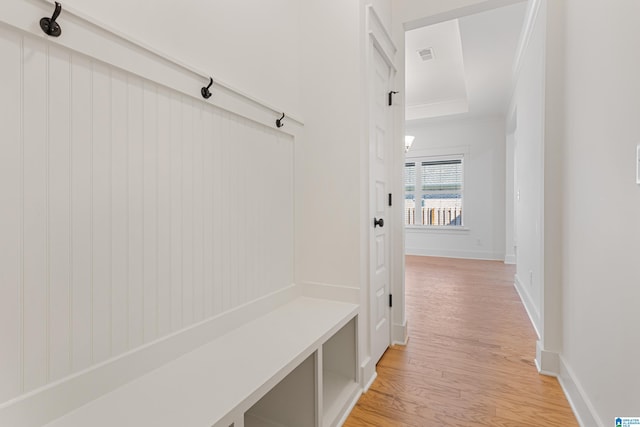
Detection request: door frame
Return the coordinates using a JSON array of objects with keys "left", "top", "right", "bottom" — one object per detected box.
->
[{"left": 361, "top": 5, "right": 405, "bottom": 390}]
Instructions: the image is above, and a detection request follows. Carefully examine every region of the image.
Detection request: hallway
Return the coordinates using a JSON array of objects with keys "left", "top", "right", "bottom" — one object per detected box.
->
[{"left": 345, "top": 256, "right": 577, "bottom": 426}]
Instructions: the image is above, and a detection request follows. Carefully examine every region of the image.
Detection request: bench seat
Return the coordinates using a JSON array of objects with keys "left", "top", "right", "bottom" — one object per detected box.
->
[{"left": 45, "top": 297, "right": 359, "bottom": 427}]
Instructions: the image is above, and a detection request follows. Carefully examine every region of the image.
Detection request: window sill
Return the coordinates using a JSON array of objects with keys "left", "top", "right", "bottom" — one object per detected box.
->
[{"left": 405, "top": 225, "right": 470, "bottom": 233}]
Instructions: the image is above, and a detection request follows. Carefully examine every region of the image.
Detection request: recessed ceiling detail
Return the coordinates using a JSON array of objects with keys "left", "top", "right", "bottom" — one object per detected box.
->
[
  {"left": 405, "top": 19, "right": 468, "bottom": 120},
  {"left": 405, "top": 2, "right": 527, "bottom": 121}
]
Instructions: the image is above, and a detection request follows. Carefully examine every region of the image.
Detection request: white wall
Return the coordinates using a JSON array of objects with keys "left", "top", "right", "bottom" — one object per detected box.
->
[
  {"left": 60, "top": 0, "right": 302, "bottom": 116},
  {"left": 295, "top": 0, "right": 363, "bottom": 290},
  {"left": 558, "top": 0, "right": 640, "bottom": 423},
  {"left": 510, "top": 0, "right": 546, "bottom": 334},
  {"left": 405, "top": 117, "right": 506, "bottom": 260},
  {"left": 505, "top": 132, "right": 516, "bottom": 264},
  {"left": 0, "top": 0, "right": 297, "bottom": 413}
]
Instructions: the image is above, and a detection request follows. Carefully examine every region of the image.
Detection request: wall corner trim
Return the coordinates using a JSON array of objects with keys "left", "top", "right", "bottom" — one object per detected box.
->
[
  {"left": 392, "top": 320, "right": 409, "bottom": 346},
  {"left": 535, "top": 341, "right": 559, "bottom": 376},
  {"left": 360, "top": 357, "right": 377, "bottom": 392},
  {"left": 512, "top": 0, "right": 543, "bottom": 82}
]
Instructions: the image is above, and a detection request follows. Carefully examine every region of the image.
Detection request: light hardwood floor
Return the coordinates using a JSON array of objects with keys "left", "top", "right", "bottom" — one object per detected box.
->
[{"left": 344, "top": 256, "right": 578, "bottom": 427}]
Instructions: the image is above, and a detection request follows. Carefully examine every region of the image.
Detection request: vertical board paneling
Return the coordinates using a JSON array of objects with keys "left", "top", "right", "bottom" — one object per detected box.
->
[
  {"left": 0, "top": 27, "right": 22, "bottom": 401},
  {"left": 0, "top": 24, "right": 295, "bottom": 405},
  {"left": 193, "top": 105, "right": 204, "bottom": 322},
  {"left": 110, "top": 69, "right": 128, "bottom": 356},
  {"left": 253, "top": 127, "right": 269, "bottom": 297},
  {"left": 227, "top": 115, "right": 240, "bottom": 308},
  {"left": 212, "top": 111, "right": 223, "bottom": 316},
  {"left": 143, "top": 83, "right": 158, "bottom": 342},
  {"left": 202, "top": 108, "right": 214, "bottom": 318},
  {"left": 22, "top": 37, "right": 49, "bottom": 391},
  {"left": 48, "top": 45, "right": 72, "bottom": 381},
  {"left": 220, "top": 113, "right": 231, "bottom": 312},
  {"left": 156, "top": 88, "right": 172, "bottom": 336},
  {"left": 236, "top": 117, "right": 248, "bottom": 304},
  {"left": 169, "top": 94, "right": 183, "bottom": 331},
  {"left": 91, "top": 62, "right": 112, "bottom": 363},
  {"left": 181, "top": 99, "right": 194, "bottom": 326},
  {"left": 127, "top": 76, "right": 144, "bottom": 349},
  {"left": 70, "top": 54, "right": 93, "bottom": 372}
]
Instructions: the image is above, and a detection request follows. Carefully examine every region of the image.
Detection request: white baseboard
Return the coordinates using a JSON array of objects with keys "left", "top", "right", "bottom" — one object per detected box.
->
[
  {"left": 360, "top": 357, "right": 377, "bottom": 392},
  {"left": 558, "top": 356, "right": 604, "bottom": 427},
  {"left": 335, "top": 388, "right": 363, "bottom": 427},
  {"left": 514, "top": 274, "right": 541, "bottom": 338},
  {"left": 0, "top": 285, "right": 298, "bottom": 427},
  {"left": 535, "top": 342, "right": 559, "bottom": 376},
  {"left": 392, "top": 320, "right": 409, "bottom": 346},
  {"left": 504, "top": 254, "right": 516, "bottom": 264},
  {"left": 298, "top": 281, "right": 360, "bottom": 304},
  {"left": 405, "top": 247, "right": 504, "bottom": 261}
]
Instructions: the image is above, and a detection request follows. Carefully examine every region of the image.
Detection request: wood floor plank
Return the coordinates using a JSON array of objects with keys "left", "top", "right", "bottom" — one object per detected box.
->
[{"left": 344, "top": 256, "right": 577, "bottom": 426}]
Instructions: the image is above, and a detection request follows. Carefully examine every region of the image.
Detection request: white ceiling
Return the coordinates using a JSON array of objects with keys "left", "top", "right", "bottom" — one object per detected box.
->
[{"left": 405, "top": 2, "right": 527, "bottom": 121}]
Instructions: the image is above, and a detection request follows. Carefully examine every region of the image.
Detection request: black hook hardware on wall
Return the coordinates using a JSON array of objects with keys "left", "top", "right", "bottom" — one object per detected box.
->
[
  {"left": 388, "top": 91, "right": 398, "bottom": 106},
  {"left": 40, "top": 2, "right": 63, "bottom": 37},
  {"left": 276, "top": 113, "right": 285, "bottom": 128},
  {"left": 201, "top": 77, "right": 213, "bottom": 99}
]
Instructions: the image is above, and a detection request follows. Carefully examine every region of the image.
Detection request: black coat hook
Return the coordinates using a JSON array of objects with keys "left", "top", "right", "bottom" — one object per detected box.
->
[
  {"left": 40, "top": 2, "right": 63, "bottom": 37},
  {"left": 276, "top": 113, "right": 285, "bottom": 128},
  {"left": 201, "top": 77, "right": 213, "bottom": 99}
]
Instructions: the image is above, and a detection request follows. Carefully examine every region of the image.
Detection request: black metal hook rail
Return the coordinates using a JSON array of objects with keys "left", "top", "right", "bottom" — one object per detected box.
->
[{"left": 35, "top": 1, "right": 298, "bottom": 131}]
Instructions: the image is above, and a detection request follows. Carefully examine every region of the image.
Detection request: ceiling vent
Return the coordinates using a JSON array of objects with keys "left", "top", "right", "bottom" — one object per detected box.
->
[{"left": 418, "top": 47, "right": 435, "bottom": 61}]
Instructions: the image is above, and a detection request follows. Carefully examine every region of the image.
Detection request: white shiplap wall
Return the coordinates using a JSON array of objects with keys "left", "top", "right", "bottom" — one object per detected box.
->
[{"left": 0, "top": 23, "right": 294, "bottom": 403}]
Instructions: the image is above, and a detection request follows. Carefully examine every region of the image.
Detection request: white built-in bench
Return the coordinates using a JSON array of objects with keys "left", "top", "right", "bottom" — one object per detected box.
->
[{"left": 44, "top": 297, "right": 360, "bottom": 427}]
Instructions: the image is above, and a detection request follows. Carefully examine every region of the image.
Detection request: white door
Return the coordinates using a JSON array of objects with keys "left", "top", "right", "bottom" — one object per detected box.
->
[{"left": 370, "top": 45, "right": 393, "bottom": 365}]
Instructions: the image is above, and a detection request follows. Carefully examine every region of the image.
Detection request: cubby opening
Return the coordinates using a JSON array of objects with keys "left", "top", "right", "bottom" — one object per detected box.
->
[
  {"left": 245, "top": 354, "right": 316, "bottom": 427},
  {"left": 322, "top": 318, "right": 358, "bottom": 427}
]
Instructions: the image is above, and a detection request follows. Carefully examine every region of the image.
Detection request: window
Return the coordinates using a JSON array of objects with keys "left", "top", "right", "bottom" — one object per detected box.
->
[{"left": 405, "top": 156, "right": 463, "bottom": 226}]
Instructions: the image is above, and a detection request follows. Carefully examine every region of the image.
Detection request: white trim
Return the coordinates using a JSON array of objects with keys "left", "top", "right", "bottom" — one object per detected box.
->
[
  {"left": 0, "top": 285, "right": 298, "bottom": 426},
  {"left": 405, "top": 248, "right": 503, "bottom": 261},
  {"left": 37, "top": 0, "right": 304, "bottom": 125},
  {"left": 403, "top": 0, "right": 527, "bottom": 31},
  {"left": 334, "top": 389, "right": 363, "bottom": 427},
  {"left": 557, "top": 356, "right": 605, "bottom": 427},
  {"left": 514, "top": 274, "right": 541, "bottom": 338},
  {"left": 507, "top": 0, "right": 542, "bottom": 119},
  {"left": 636, "top": 144, "right": 640, "bottom": 184},
  {"left": 504, "top": 254, "right": 517, "bottom": 264},
  {"left": 392, "top": 321, "right": 409, "bottom": 346},
  {"left": 359, "top": 357, "right": 377, "bottom": 392},
  {"left": 406, "top": 144, "right": 470, "bottom": 159},
  {"left": 405, "top": 225, "right": 470, "bottom": 233},
  {"left": 298, "top": 281, "right": 360, "bottom": 304},
  {"left": 367, "top": 5, "right": 397, "bottom": 72},
  {"left": 535, "top": 342, "right": 559, "bottom": 376},
  {"left": 512, "top": 0, "right": 543, "bottom": 84},
  {"left": 2, "top": 0, "right": 303, "bottom": 137}
]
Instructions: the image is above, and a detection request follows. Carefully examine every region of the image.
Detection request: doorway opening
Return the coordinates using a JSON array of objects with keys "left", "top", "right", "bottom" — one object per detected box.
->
[{"left": 402, "top": 2, "right": 525, "bottom": 283}]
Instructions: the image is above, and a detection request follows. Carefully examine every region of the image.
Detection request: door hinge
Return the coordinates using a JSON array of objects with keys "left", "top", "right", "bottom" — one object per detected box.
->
[
  {"left": 388, "top": 91, "right": 398, "bottom": 106},
  {"left": 388, "top": 193, "right": 392, "bottom": 207},
  {"left": 389, "top": 294, "right": 393, "bottom": 308}
]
